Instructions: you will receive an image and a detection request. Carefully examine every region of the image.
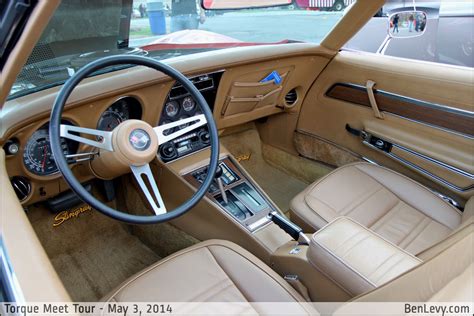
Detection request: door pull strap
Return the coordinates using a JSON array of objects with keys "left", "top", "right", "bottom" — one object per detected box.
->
[{"left": 366, "top": 80, "right": 384, "bottom": 119}]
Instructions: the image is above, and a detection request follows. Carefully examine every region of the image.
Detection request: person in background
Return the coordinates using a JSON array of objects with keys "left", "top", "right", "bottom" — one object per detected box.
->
[
  {"left": 408, "top": 13, "right": 414, "bottom": 32},
  {"left": 392, "top": 14, "right": 399, "bottom": 33},
  {"left": 415, "top": 13, "right": 421, "bottom": 32},
  {"left": 170, "top": 0, "right": 206, "bottom": 32}
]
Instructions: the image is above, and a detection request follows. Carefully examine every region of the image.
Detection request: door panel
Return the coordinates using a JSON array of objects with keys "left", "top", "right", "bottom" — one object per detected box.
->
[{"left": 296, "top": 51, "right": 474, "bottom": 203}]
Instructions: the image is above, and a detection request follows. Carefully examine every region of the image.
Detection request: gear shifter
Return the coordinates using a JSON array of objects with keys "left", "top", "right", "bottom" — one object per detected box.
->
[{"left": 215, "top": 165, "right": 228, "bottom": 204}]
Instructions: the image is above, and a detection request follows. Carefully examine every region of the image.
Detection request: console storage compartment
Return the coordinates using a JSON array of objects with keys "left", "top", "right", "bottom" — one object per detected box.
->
[{"left": 308, "top": 217, "right": 422, "bottom": 296}]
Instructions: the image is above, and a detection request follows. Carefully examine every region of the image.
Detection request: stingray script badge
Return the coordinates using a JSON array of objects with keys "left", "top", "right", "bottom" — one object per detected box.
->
[{"left": 53, "top": 205, "right": 92, "bottom": 227}]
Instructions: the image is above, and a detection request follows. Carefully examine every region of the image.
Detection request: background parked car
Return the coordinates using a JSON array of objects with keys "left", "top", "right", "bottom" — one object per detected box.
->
[{"left": 295, "top": 0, "right": 355, "bottom": 11}]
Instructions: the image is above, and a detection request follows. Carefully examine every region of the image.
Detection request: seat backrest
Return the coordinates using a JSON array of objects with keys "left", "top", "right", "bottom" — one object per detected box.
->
[
  {"left": 417, "top": 196, "right": 473, "bottom": 260},
  {"left": 351, "top": 222, "right": 473, "bottom": 302}
]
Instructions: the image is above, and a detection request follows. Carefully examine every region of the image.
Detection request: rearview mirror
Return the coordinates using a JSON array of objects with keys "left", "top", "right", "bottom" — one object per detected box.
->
[
  {"left": 388, "top": 11, "right": 427, "bottom": 38},
  {"left": 202, "top": 0, "right": 292, "bottom": 10}
]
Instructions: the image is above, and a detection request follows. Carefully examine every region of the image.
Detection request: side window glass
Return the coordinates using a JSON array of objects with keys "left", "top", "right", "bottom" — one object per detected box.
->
[{"left": 344, "top": 0, "right": 473, "bottom": 68}]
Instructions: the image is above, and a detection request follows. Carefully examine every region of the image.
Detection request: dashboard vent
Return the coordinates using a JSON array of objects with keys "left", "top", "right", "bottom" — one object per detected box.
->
[
  {"left": 10, "top": 176, "right": 31, "bottom": 201},
  {"left": 285, "top": 89, "right": 298, "bottom": 105}
]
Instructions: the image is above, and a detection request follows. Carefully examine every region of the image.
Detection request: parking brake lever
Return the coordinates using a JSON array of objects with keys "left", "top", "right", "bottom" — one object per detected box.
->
[{"left": 268, "top": 211, "right": 310, "bottom": 245}]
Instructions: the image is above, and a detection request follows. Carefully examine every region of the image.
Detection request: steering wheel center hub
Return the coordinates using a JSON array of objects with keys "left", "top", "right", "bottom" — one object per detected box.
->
[
  {"left": 129, "top": 129, "right": 151, "bottom": 151},
  {"left": 113, "top": 120, "right": 158, "bottom": 166}
]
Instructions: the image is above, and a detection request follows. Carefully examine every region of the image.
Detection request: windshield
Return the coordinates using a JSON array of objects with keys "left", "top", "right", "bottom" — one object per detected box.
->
[{"left": 10, "top": 0, "right": 346, "bottom": 99}]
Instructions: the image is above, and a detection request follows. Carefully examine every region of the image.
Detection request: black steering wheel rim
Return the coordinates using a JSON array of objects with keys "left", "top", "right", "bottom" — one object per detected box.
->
[{"left": 49, "top": 55, "right": 219, "bottom": 224}]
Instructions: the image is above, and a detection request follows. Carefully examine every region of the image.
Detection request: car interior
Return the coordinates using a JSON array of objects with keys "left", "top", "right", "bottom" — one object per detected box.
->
[{"left": 0, "top": 0, "right": 472, "bottom": 312}]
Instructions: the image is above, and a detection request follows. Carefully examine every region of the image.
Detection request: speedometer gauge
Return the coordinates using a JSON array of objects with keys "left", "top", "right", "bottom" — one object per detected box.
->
[{"left": 23, "top": 129, "right": 69, "bottom": 176}]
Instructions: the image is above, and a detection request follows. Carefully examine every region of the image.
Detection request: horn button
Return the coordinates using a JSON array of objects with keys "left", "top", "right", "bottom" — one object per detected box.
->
[{"left": 113, "top": 120, "right": 158, "bottom": 166}]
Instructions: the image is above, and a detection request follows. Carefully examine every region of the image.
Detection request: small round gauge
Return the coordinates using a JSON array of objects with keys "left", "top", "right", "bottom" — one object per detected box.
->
[
  {"left": 165, "top": 101, "right": 179, "bottom": 118},
  {"left": 23, "top": 129, "right": 70, "bottom": 176},
  {"left": 97, "top": 101, "right": 130, "bottom": 131},
  {"left": 182, "top": 96, "right": 196, "bottom": 112}
]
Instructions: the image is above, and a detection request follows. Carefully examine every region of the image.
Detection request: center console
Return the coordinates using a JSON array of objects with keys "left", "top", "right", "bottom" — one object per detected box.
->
[{"left": 183, "top": 157, "right": 276, "bottom": 232}]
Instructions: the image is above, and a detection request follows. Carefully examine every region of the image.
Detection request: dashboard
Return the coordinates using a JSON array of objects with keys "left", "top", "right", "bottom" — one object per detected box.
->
[
  {"left": 2, "top": 50, "right": 314, "bottom": 206},
  {"left": 3, "top": 71, "right": 223, "bottom": 204}
]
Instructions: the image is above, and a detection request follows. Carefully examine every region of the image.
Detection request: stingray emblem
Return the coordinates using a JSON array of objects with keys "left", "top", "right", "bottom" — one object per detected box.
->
[
  {"left": 129, "top": 129, "right": 151, "bottom": 151},
  {"left": 53, "top": 205, "right": 92, "bottom": 227}
]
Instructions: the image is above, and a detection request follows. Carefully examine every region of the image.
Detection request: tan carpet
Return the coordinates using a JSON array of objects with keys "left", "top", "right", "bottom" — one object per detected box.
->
[
  {"left": 28, "top": 204, "right": 160, "bottom": 301},
  {"left": 221, "top": 128, "right": 332, "bottom": 214}
]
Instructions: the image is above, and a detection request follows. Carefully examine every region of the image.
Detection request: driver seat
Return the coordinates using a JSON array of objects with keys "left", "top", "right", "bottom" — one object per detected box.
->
[
  {"left": 102, "top": 240, "right": 310, "bottom": 312},
  {"left": 102, "top": 227, "right": 473, "bottom": 308}
]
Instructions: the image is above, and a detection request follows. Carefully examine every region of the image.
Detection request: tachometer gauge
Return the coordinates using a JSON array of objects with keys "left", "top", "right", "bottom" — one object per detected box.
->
[
  {"left": 23, "top": 129, "right": 69, "bottom": 176},
  {"left": 165, "top": 101, "right": 179, "bottom": 118},
  {"left": 182, "top": 96, "right": 196, "bottom": 112}
]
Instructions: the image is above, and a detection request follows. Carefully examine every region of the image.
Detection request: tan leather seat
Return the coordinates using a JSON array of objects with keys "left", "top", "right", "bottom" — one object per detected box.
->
[
  {"left": 102, "top": 240, "right": 308, "bottom": 309},
  {"left": 290, "top": 162, "right": 464, "bottom": 255},
  {"left": 101, "top": 230, "right": 473, "bottom": 307}
]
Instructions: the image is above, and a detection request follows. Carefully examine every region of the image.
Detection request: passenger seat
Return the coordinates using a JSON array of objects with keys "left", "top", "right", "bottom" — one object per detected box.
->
[{"left": 290, "top": 162, "right": 471, "bottom": 255}]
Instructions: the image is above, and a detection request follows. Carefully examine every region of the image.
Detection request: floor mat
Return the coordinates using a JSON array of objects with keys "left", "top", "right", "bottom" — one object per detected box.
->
[
  {"left": 221, "top": 128, "right": 311, "bottom": 213},
  {"left": 28, "top": 204, "right": 160, "bottom": 301}
]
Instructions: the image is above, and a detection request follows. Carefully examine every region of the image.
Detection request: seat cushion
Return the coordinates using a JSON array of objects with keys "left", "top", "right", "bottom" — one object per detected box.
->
[
  {"left": 290, "top": 163, "right": 462, "bottom": 255},
  {"left": 102, "top": 240, "right": 306, "bottom": 304}
]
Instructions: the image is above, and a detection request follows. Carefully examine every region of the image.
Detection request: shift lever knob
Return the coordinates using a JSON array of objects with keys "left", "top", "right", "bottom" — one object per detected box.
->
[
  {"left": 213, "top": 165, "right": 228, "bottom": 204},
  {"left": 215, "top": 165, "right": 223, "bottom": 178}
]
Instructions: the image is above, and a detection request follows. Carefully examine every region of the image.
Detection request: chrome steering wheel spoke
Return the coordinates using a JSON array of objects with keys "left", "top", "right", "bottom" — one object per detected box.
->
[
  {"left": 60, "top": 124, "right": 114, "bottom": 151},
  {"left": 153, "top": 114, "right": 207, "bottom": 144},
  {"left": 131, "top": 164, "right": 167, "bottom": 215}
]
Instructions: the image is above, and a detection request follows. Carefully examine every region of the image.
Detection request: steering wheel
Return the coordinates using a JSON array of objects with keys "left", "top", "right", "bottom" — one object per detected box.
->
[{"left": 49, "top": 55, "right": 219, "bottom": 224}]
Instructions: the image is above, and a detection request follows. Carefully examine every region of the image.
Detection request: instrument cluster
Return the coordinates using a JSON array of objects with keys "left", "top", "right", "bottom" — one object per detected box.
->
[
  {"left": 157, "top": 71, "right": 223, "bottom": 162},
  {"left": 21, "top": 97, "right": 142, "bottom": 177}
]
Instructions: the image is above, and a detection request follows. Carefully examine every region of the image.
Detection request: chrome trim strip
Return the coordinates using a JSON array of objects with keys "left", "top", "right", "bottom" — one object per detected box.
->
[
  {"left": 386, "top": 112, "right": 474, "bottom": 140},
  {"left": 363, "top": 140, "right": 474, "bottom": 193},
  {"left": 0, "top": 237, "right": 25, "bottom": 302},
  {"left": 336, "top": 82, "right": 474, "bottom": 117},
  {"left": 392, "top": 144, "right": 474, "bottom": 180}
]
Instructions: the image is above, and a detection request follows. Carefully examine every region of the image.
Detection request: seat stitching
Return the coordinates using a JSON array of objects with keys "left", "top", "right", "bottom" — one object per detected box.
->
[
  {"left": 330, "top": 231, "right": 366, "bottom": 254},
  {"left": 367, "top": 199, "right": 401, "bottom": 229},
  {"left": 305, "top": 194, "right": 338, "bottom": 213},
  {"left": 366, "top": 253, "right": 399, "bottom": 282},
  {"left": 311, "top": 239, "right": 377, "bottom": 289},
  {"left": 205, "top": 247, "right": 251, "bottom": 302},
  {"left": 370, "top": 202, "right": 402, "bottom": 232},
  {"left": 188, "top": 279, "right": 236, "bottom": 302},
  {"left": 397, "top": 217, "right": 432, "bottom": 249},
  {"left": 351, "top": 232, "right": 473, "bottom": 302},
  {"left": 405, "top": 218, "right": 444, "bottom": 252},
  {"left": 353, "top": 164, "right": 461, "bottom": 226},
  {"left": 207, "top": 245, "right": 306, "bottom": 302},
  {"left": 304, "top": 195, "right": 339, "bottom": 223},
  {"left": 342, "top": 186, "right": 384, "bottom": 217},
  {"left": 339, "top": 235, "right": 372, "bottom": 259}
]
